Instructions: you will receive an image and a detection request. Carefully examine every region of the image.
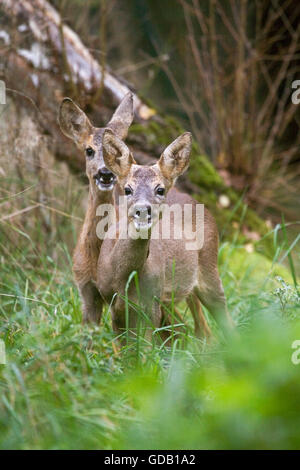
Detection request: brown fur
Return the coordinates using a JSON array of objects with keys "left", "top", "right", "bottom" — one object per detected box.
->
[
  {"left": 98, "top": 132, "right": 234, "bottom": 341},
  {"left": 58, "top": 93, "right": 134, "bottom": 322}
]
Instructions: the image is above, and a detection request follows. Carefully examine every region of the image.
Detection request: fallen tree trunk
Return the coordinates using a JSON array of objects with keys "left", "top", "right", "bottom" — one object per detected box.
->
[
  {"left": 0, "top": 0, "right": 272, "bottom": 253},
  {"left": 0, "top": 0, "right": 157, "bottom": 172}
]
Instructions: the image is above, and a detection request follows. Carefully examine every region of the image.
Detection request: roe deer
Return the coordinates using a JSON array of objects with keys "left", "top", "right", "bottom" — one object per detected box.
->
[
  {"left": 58, "top": 93, "right": 134, "bottom": 323},
  {"left": 97, "top": 130, "right": 234, "bottom": 341}
]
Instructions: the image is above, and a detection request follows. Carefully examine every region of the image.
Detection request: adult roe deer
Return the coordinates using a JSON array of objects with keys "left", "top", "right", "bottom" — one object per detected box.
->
[
  {"left": 58, "top": 94, "right": 134, "bottom": 323},
  {"left": 97, "top": 130, "right": 234, "bottom": 340}
]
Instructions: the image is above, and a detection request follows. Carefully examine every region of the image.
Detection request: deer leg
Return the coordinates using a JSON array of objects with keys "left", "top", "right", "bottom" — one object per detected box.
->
[
  {"left": 194, "top": 275, "right": 234, "bottom": 338},
  {"left": 187, "top": 293, "right": 211, "bottom": 339},
  {"left": 142, "top": 302, "right": 162, "bottom": 344},
  {"left": 159, "top": 305, "right": 173, "bottom": 345},
  {"left": 158, "top": 304, "right": 187, "bottom": 345},
  {"left": 110, "top": 295, "right": 151, "bottom": 340},
  {"left": 159, "top": 315, "right": 171, "bottom": 345},
  {"left": 111, "top": 301, "right": 162, "bottom": 346},
  {"left": 80, "top": 281, "right": 103, "bottom": 324}
]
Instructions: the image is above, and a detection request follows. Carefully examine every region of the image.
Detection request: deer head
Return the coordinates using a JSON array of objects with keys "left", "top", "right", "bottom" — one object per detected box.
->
[
  {"left": 58, "top": 93, "right": 134, "bottom": 192},
  {"left": 102, "top": 129, "right": 192, "bottom": 231}
]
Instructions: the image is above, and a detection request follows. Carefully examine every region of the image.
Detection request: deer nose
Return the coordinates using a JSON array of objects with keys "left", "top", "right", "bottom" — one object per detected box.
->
[
  {"left": 133, "top": 204, "right": 152, "bottom": 221},
  {"left": 94, "top": 167, "right": 115, "bottom": 184}
]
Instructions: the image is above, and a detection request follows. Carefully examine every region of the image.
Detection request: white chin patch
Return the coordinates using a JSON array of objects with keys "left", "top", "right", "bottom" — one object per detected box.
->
[
  {"left": 96, "top": 181, "right": 114, "bottom": 192},
  {"left": 134, "top": 220, "right": 153, "bottom": 231}
]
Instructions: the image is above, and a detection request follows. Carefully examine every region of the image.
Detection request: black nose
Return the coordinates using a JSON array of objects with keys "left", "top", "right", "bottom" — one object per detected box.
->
[
  {"left": 94, "top": 167, "right": 115, "bottom": 184},
  {"left": 134, "top": 205, "right": 152, "bottom": 219}
]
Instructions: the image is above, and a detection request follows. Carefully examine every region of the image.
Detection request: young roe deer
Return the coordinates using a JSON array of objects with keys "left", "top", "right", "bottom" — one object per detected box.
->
[
  {"left": 58, "top": 94, "right": 134, "bottom": 323},
  {"left": 98, "top": 130, "right": 234, "bottom": 340}
]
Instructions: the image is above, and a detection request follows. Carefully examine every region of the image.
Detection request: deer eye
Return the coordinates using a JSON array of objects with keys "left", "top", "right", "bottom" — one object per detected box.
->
[
  {"left": 85, "top": 147, "right": 95, "bottom": 158},
  {"left": 156, "top": 187, "right": 165, "bottom": 196},
  {"left": 124, "top": 186, "right": 133, "bottom": 196}
]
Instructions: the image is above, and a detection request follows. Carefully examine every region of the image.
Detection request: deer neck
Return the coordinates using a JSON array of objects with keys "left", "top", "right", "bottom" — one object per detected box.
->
[
  {"left": 114, "top": 224, "right": 152, "bottom": 281},
  {"left": 80, "top": 185, "right": 114, "bottom": 268},
  {"left": 128, "top": 236, "right": 150, "bottom": 267}
]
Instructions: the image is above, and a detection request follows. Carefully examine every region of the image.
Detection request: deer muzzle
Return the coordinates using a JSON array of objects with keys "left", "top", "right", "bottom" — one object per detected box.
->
[{"left": 94, "top": 167, "right": 116, "bottom": 191}]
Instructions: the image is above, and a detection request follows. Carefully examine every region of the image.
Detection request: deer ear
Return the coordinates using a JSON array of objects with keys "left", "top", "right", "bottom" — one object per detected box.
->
[
  {"left": 103, "top": 129, "right": 135, "bottom": 177},
  {"left": 58, "top": 98, "right": 92, "bottom": 145},
  {"left": 107, "top": 92, "right": 134, "bottom": 139},
  {"left": 158, "top": 132, "right": 192, "bottom": 181}
]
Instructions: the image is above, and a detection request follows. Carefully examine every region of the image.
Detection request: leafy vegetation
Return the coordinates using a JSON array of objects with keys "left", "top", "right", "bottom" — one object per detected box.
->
[{"left": 0, "top": 223, "right": 299, "bottom": 449}]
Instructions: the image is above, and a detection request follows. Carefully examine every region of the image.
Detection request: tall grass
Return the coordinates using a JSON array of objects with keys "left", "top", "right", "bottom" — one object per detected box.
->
[{"left": 0, "top": 204, "right": 299, "bottom": 448}]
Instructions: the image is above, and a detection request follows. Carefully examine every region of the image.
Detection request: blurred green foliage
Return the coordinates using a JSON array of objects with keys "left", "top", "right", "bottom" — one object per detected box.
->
[{"left": 0, "top": 235, "right": 299, "bottom": 449}]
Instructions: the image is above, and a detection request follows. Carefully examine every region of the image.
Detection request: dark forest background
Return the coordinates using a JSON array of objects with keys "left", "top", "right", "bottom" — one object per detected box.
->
[{"left": 52, "top": 0, "right": 300, "bottom": 220}]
